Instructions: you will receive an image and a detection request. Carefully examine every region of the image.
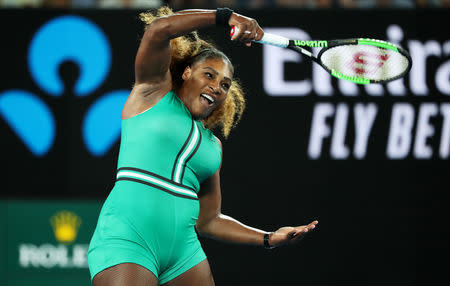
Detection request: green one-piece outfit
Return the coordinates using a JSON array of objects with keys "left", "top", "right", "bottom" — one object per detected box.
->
[{"left": 88, "top": 90, "right": 222, "bottom": 284}]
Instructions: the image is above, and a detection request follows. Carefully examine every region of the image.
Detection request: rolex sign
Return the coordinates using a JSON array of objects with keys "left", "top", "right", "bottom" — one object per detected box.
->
[{"left": 0, "top": 200, "right": 102, "bottom": 286}]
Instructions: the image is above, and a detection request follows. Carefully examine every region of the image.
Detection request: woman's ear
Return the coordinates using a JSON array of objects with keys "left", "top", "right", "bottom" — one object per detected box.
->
[{"left": 182, "top": 66, "right": 192, "bottom": 81}]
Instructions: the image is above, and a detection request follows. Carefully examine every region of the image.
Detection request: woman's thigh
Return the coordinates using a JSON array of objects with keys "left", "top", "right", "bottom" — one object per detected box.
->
[
  {"left": 162, "top": 259, "right": 215, "bottom": 286},
  {"left": 93, "top": 263, "right": 158, "bottom": 286}
]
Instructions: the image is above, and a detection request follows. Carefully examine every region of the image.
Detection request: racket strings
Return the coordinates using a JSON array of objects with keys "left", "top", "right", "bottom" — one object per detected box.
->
[{"left": 320, "top": 45, "right": 410, "bottom": 82}]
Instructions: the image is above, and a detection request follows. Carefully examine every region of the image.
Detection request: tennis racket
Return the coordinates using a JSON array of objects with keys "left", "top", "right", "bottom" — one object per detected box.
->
[{"left": 230, "top": 26, "right": 412, "bottom": 85}]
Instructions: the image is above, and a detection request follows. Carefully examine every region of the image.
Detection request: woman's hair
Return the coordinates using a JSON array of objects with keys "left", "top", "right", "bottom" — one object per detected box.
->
[{"left": 140, "top": 7, "right": 246, "bottom": 139}]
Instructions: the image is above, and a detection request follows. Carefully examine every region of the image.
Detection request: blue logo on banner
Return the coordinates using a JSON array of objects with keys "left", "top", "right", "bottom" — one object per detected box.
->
[{"left": 0, "top": 15, "right": 129, "bottom": 157}]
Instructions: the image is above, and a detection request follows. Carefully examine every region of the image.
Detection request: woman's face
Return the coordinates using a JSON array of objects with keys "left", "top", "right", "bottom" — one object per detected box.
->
[{"left": 179, "top": 57, "right": 233, "bottom": 120}]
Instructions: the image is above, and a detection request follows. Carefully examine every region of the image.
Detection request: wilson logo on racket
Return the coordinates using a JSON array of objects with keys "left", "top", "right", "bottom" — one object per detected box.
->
[
  {"left": 294, "top": 40, "right": 328, "bottom": 48},
  {"left": 351, "top": 52, "right": 390, "bottom": 75}
]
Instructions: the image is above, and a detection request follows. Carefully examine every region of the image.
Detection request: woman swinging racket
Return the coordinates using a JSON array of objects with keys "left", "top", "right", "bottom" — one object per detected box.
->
[{"left": 88, "top": 7, "right": 318, "bottom": 286}]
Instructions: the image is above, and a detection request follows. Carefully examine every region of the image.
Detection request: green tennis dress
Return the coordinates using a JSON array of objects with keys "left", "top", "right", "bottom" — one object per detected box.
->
[{"left": 88, "top": 90, "right": 222, "bottom": 284}]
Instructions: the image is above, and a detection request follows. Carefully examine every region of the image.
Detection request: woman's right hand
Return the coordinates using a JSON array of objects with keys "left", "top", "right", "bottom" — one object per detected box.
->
[{"left": 228, "top": 13, "right": 264, "bottom": 46}]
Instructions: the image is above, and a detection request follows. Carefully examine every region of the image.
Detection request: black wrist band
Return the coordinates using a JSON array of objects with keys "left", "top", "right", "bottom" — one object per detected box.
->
[
  {"left": 264, "top": 233, "right": 274, "bottom": 249},
  {"left": 216, "top": 8, "right": 233, "bottom": 27}
]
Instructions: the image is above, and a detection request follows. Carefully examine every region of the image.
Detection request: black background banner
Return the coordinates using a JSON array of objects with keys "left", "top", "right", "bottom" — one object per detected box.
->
[{"left": 1, "top": 8, "right": 449, "bottom": 285}]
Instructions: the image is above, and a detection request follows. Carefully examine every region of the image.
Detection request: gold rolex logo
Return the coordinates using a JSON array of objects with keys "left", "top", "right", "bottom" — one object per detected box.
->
[{"left": 50, "top": 211, "right": 81, "bottom": 244}]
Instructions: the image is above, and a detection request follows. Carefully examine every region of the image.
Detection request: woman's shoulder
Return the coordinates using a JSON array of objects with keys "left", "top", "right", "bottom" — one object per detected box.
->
[
  {"left": 214, "top": 135, "right": 222, "bottom": 149},
  {"left": 122, "top": 85, "right": 173, "bottom": 120}
]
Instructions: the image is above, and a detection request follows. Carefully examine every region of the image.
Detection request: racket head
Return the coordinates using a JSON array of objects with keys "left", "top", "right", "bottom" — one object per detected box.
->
[{"left": 316, "top": 38, "right": 412, "bottom": 84}]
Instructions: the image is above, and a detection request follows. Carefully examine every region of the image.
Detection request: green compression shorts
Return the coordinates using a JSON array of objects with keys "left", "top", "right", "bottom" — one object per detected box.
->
[{"left": 88, "top": 178, "right": 206, "bottom": 284}]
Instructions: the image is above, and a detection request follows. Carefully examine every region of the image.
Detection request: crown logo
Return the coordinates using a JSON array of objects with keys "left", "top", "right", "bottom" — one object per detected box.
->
[{"left": 50, "top": 211, "right": 82, "bottom": 244}]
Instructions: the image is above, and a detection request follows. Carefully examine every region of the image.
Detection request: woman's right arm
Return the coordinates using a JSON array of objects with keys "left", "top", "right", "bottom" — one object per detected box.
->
[
  {"left": 134, "top": 9, "right": 264, "bottom": 87},
  {"left": 135, "top": 10, "right": 215, "bottom": 87}
]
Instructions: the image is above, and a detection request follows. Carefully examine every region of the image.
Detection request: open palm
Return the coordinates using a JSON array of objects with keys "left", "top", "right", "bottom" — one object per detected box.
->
[{"left": 269, "top": 220, "right": 318, "bottom": 248}]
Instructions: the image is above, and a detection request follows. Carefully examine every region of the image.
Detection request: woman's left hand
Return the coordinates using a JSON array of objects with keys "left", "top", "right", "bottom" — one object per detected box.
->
[{"left": 269, "top": 220, "right": 318, "bottom": 248}]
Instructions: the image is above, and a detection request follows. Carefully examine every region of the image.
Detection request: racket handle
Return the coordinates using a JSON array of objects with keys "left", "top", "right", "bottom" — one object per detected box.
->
[{"left": 230, "top": 26, "right": 289, "bottom": 48}]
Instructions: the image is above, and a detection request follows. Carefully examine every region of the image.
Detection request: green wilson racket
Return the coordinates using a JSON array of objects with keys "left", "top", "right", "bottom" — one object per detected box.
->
[{"left": 230, "top": 26, "right": 412, "bottom": 85}]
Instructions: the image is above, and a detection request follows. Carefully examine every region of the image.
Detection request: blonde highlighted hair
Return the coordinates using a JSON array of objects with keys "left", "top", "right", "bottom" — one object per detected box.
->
[{"left": 140, "top": 7, "right": 245, "bottom": 139}]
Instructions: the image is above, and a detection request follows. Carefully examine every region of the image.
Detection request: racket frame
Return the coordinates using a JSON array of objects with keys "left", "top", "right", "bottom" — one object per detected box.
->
[
  {"left": 286, "top": 38, "right": 412, "bottom": 84},
  {"left": 230, "top": 26, "right": 412, "bottom": 84}
]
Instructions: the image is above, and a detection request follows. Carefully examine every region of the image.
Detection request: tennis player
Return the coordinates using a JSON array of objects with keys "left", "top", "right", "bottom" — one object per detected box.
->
[{"left": 88, "top": 7, "right": 318, "bottom": 286}]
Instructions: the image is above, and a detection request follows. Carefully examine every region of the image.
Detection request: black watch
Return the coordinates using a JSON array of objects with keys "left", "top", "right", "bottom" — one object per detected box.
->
[{"left": 264, "top": 233, "right": 274, "bottom": 249}]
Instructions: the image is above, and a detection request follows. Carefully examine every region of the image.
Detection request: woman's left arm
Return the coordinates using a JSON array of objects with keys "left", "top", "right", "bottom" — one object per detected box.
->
[{"left": 196, "top": 144, "right": 318, "bottom": 248}]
